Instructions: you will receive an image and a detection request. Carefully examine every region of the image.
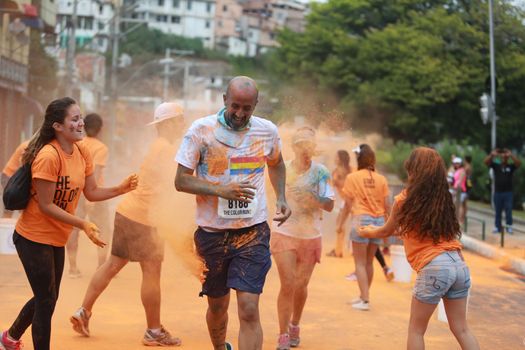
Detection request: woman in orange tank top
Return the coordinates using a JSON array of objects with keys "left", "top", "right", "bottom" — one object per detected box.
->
[
  {"left": 359, "top": 147, "right": 479, "bottom": 350},
  {"left": 0, "top": 97, "right": 137, "bottom": 350}
]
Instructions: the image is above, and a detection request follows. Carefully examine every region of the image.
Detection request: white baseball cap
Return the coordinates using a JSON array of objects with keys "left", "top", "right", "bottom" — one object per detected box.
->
[
  {"left": 453, "top": 157, "right": 462, "bottom": 164},
  {"left": 147, "top": 102, "right": 184, "bottom": 126}
]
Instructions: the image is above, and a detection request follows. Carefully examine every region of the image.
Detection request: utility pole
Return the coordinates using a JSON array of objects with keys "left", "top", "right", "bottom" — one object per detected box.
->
[
  {"left": 108, "top": 0, "right": 121, "bottom": 155},
  {"left": 162, "top": 48, "right": 172, "bottom": 101},
  {"left": 65, "top": 0, "right": 78, "bottom": 97},
  {"left": 159, "top": 49, "right": 193, "bottom": 102}
]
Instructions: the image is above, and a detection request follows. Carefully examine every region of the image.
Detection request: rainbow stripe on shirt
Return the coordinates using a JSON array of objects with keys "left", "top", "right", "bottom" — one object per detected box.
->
[{"left": 230, "top": 156, "right": 265, "bottom": 175}]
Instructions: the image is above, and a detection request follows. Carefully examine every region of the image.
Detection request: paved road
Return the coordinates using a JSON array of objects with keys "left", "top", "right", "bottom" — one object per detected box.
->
[{"left": 1, "top": 209, "right": 524, "bottom": 350}]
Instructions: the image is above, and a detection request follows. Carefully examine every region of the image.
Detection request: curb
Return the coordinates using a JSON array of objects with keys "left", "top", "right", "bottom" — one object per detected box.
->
[
  {"left": 461, "top": 234, "right": 525, "bottom": 275},
  {"left": 469, "top": 206, "right": 525, "bottom": 226}
]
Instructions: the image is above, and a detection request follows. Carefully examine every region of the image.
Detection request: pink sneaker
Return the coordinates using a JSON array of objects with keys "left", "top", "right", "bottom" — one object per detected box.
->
[
  {"left": 288, "top": 324, "right": 300, "bottom": 347},
  {"left": 0, "top": 331, "right": 23, "bottom": 350},
  {"left": 276, "top": 333, "right": 290, "bottom": 350}
]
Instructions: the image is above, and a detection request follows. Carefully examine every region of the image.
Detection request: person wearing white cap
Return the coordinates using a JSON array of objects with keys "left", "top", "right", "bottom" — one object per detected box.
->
[{"left": 70, "top": 102, "right": 185, "bottom": 346}]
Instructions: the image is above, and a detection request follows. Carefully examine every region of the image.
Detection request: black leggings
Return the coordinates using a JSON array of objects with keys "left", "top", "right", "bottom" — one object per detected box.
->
[
  {"left": 9, "top": 231, "right": 64, "bottom": 350},
  {"left": 375, "top": 248, "right": 386, "bottom": 268}
]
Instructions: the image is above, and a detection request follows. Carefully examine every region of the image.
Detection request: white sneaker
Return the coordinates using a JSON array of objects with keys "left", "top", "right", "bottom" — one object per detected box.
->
[
  {"left": 506, "top": 226, "right": 513, "bottom": 234},
  {"left": 348, "top": 297, "right": 363, "bottom": 305},
  {"left": 352, "top": 300, "right": 370, "bottom": 311}
]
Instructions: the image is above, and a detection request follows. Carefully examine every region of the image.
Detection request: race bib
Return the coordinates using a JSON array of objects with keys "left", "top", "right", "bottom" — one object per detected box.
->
[{"left": 218, "top": 197, "right": 258, "bottom": 219}]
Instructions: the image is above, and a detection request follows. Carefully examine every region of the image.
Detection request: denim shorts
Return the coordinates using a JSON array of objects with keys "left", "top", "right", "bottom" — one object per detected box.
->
[
  {"left": 350, "top": 215, "right": 384, "bottom": 245},
  {"left": 413, "top": 251, "right": 471, "bottom": 304},
  {"left": 194, "top": 221, "right": 271, "bottom": 298}
]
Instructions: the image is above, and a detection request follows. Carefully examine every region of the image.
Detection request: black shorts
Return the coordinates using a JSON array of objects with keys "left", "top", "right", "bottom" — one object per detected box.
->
[
  {"left": 111, "top": 212, "right": 164, "bottom": 262},
  {"left": 194, "top": 221, "right": 271, "bottom": 298}
]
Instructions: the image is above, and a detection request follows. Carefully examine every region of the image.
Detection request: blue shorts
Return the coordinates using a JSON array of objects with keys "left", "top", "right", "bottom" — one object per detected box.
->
[
  {"left": 350, "top": 215, "right": 384, "bottom": 245},
  {"left": 194, "top": 222, "right": 271, "bottom": 298},
  {"left": 413, "top": 251, "right": 471, "bottom": 304}
]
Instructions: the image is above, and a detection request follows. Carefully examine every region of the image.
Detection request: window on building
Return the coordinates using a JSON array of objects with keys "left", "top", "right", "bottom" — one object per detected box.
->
[
  {"left": 173, "top": 0, "right": 180, "bottom": 7},
  {"left": 157, "top": 15, "right": 168, "bottom": 22},
  {"left": 187, "top": 0, "right": 192, "bottom": 10},
  {"left": 205, "top": 20, "right": 210, "bottom": 28},
  {"left": 158, "top": 0, "right": 165, "bottom": 6},
  {"left": 84, "top": 17, "right": 94, "bottom": 30},
  {"left": 99, "top": 5, "right": 103, "bottom": 14},
  {"left": 218, "top": 20, "right": 222, "bottom": 27},
  {"left": 223, "top": 5, "right": 227, "bottom": 12},
  {"left": 98, "top": 21, "right": 104, "bottom": 30},
  {"left": 171, "top": 16, "right": 181, "bottom": 23},
  {"left": 206, "top": 2, "right": 212, "bottom": 12},
  {"left": 270, "top": 32, "right": 275, "bottom": 40}
]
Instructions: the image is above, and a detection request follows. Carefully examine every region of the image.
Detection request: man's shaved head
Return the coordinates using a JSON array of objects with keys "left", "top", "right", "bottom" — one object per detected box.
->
[
  {"left": 223, "top": 76, "right": 259, "bottom": 130},
  {"left": 225, "top": 76, "right": 259, "bottom": 99}
]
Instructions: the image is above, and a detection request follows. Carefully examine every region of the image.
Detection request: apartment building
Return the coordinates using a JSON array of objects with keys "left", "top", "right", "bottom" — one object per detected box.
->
[
  {"left": 130, "top": 0, "right": 216, "bottom": 49},
  {"left": 56, "top": 0, "right": 114, "bottom": 52},
  {"left": 214, "top": 0, "right": 306, "bottom": 56}
]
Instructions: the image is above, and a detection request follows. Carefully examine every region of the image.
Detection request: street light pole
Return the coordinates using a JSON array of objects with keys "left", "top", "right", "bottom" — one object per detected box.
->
[{"left": 489, "top": 0, "right": 497, "bottom": 150}]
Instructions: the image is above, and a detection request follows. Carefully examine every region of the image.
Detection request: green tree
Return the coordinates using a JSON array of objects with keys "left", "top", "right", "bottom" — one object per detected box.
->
[{"left": 271, "top": 0, "right": 525, "bottom": 151}]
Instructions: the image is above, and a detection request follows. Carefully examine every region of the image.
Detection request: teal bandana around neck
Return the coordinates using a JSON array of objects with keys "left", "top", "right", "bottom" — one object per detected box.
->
[
  {"left": 217, "top": 107, "right": 251, "bottom": 131},
  {"left": 214, "top": 108, "right": 250, "bottom": 148}
]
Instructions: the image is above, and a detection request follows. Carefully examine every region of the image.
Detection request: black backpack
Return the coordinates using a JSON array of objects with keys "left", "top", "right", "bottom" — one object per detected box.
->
[
  {"left": 2, "top": 143, "right": 63, "bottom": 211},
  {"left": 2, "top": 162, "right": 32, "bottom": 210}
]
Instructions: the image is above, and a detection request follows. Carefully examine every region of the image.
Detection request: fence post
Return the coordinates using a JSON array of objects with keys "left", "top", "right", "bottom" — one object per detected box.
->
[
  {"left": 482, "top": 221, "right": 486, "bottom": 241},
  {"left": 464, "top": 216, "right": 468, "bottom": 232}
]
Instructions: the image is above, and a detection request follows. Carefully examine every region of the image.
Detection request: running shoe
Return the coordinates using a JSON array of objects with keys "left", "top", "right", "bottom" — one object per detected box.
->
[
  {"left": 492, "top": 227, "right": 500, "bottom": 234},
  {"left": 383, "top": 267, "right": 395, "bottom": 282},
  {"left": 0, "top": 331, "right": 23, "bottom": 350},
  {"left": 506, "top": 226, "right": 513, "bottom": 234},
  {"left": 288, "top": 324, "right": 300, "bottom": 347},
  {"left": 352, "top": 300, "right": 370, "bottom": 311},
  {"left": 68, "top": 269, "right": 82, "bottom": 279},
  {"left": 142, "top": 326, "right": 181, "bottom": 346},
  {"left": 276, "top": 333, "right": 290, "bottom": 350},
  {"left": 70, "top": 307, "right": 91, "bottom": 337},
  {"left": 325, "top": 249, "right": 342, "bottom": 258},
  {"left": 348, "top": 297, "right": 363, "bottom": 305},
  {"left": 345, "top": 272, "right": 357, "bottom": 281}
]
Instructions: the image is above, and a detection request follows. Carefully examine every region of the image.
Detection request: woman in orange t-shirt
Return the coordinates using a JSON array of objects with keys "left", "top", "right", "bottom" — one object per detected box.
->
[
  {"left": 359, "top": 147, "right": 479, "bottom": 350},
  {"left": 339, "top": 144, "right": 390, "bottom": 311},
  {"left": 0, "top": 97, "right": 137, "bottom": 350}
]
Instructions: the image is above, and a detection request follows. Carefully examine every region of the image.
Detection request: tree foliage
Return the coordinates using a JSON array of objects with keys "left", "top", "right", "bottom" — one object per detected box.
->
[{"left": 271, "top": 0, "right": 525, "bottom": 151}]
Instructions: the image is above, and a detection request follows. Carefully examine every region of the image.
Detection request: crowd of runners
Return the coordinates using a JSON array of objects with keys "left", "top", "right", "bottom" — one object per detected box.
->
[{"left": 0, "top": 76, "right": 482, "bottom": 350}]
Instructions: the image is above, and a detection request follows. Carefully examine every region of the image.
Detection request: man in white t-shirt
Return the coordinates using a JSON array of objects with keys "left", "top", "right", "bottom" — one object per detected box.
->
[{"left": 175, "top": 76, "right": 291, "bottom": 350}]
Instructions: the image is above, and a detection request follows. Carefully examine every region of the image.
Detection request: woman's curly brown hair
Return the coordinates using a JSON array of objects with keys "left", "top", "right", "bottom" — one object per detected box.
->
[{"left": 397, "top": 147, "right": 461, "bottom": 243}]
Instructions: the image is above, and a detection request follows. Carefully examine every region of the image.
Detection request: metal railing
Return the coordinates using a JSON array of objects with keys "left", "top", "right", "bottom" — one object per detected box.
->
[{"left": 464, "top": 215, "right": 486, "bottom": 242}]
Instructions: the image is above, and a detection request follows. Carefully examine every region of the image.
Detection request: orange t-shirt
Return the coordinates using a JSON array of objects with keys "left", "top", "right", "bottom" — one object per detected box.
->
[
  {"left": 394, "top": 190, "right": 462, "bottom": 272},
  {"left": 77, "top": 137, "right": 108, "bottom": 184},
  {"left": 16, "top": 140, "right": 94, "bottom": 247},
  {"left": 2, "top": 140, "right": 30, "bottom": 177},
  {"left": 116, "top": 137, "right": 176, "bottom": 227},
  {"left": 342, "top": 169, "right": 389, "bottom": 217}
]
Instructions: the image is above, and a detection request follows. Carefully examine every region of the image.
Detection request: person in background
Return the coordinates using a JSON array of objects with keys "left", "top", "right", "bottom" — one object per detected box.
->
[
  {"left": 66, "top": 113, "right": 111, "bottom": 277},
  {"left": 451, "top": 157, "right": 467, "bottom": 225},
  {"left": 0, "top": 97, "right": 137, "bottom": 350},
  {"left": 70, "top": 102, "right": 184, "bottom": 347},
  {"left": 463, "top": 155, "right": 473, "bottom": 225},
  {"left": 339, "top": 144, "right": 391, "bottom": 311},
  {"left": 484, "top": 148, "right": 521, "bottom": 234},
  {"left": 271, "top": 127, "right": 334, "bottom": 350},
  {"left": 1, "top": 140, "right": 30, "bottom": 218},
  {"left": 359, "top": 147, "right": 479, "bottom": 350},
  {"left": 326, "top": 149, "right": 351, "bottom": 258}
]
